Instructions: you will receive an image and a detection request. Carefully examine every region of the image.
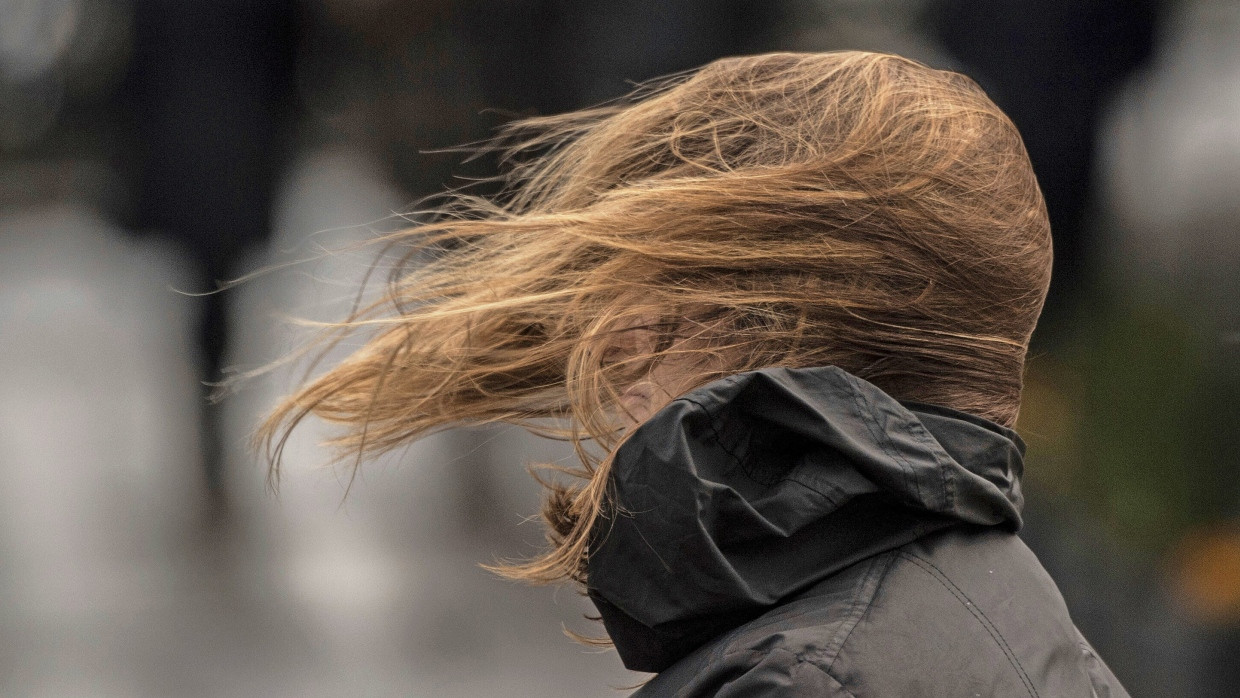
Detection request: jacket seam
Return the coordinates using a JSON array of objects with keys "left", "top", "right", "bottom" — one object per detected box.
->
[
  {"left": 842, "top": 372, "right": 924, "bottom": 502},
  {"left": 905, "top": 416, "right": 955, "bottom": 511},
  {"left": 675, "top": 396, "right": 744, "bottom": 469},
  {"left": 777, "top": 649, "right": 860, "bottom": 698},
  {"left": 897, "top": 552, "right": 1040, "bottom": 698},
  {"left": 709, "top": 552, "right": 896, "bottom": 693},
  {"left": 823, "top": 551, "right": 898, "bottom": 674},
  {"left": 715, "top": 648, "right": 860, "bottom": 698},
  {"left": 708, "top": 546, "right": 901, "bottom": 649},
  {"left": 676, "top": 395, "right": 844, "bottom": 504}
]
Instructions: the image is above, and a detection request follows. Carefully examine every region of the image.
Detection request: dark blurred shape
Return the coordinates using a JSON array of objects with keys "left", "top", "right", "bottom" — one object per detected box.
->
[
  {"left": 0, "top": 75, "right": 62, "bottom": 150},
  {"left": 468, "top": 0, "right": 781, "bottom": 111},
  {"left": 322, "top": 0, "right": 786, "bottom": 197},
  {"left": 927, "top": 0, "right": 1161, "bottom": 331},
  {"left": 0, "top": 0, "right": 74, "bottom": 150},
  {"left": 121, "top": 0, "right": 301, "bottom": 515}
]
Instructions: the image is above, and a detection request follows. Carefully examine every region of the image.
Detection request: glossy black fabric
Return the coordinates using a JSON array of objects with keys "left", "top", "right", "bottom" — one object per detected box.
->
[{"left": 585, "top": 366, "right": 1128, "bottom": 697}]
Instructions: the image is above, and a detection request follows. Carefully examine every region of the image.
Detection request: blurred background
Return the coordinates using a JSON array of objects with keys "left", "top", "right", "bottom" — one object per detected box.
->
[{"left": 0, "top": 0, "right": 1237, "bottom": 695}]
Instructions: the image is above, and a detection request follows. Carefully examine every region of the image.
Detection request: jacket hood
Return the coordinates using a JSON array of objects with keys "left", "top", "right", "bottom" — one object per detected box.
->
[{"left": 586, "top": 366, "right": 1026, "bottom": 673}]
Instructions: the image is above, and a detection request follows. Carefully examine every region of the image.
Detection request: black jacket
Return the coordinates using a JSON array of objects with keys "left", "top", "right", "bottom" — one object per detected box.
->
[{"left": 586, "top": 366, "right": 1128, "bottom": 697}]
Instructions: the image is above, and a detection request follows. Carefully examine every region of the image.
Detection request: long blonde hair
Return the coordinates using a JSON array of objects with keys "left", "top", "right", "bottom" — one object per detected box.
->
[{"left": 257, "top": 51, "right": 1052, "bottom": 586}]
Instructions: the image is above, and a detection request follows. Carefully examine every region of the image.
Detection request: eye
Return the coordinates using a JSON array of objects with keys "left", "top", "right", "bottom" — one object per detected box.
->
[{"left": 600, "top": 348, "right": 624, "bottom": 367}]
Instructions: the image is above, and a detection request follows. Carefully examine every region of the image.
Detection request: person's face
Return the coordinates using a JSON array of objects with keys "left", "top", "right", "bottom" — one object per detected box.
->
[
  {"left": 605, "top": 315, "right": 727, "bottom": 426},
  {"left": 618, "top": 351, "right": 706, "bottom": 426}
]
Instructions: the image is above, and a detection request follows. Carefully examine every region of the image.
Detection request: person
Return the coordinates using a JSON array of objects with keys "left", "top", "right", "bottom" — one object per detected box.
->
[{"left": 258, "top": 51, "right": 1129, "bottom": 696}]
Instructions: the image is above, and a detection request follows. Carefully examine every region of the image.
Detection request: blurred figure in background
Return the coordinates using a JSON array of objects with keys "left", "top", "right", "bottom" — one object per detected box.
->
[{"left": 122, "top": 0, "right": 300, "bottom": 516}]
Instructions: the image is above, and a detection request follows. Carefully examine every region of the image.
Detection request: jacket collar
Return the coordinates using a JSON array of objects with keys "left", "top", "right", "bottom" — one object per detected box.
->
[{"left": 586, "top": 366, "right": 1026, "bottom": 672}]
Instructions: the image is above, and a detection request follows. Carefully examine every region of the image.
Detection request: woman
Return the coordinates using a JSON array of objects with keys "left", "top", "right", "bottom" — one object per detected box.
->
[{"left": 259, "top": 51, "right": 1129, "bottom": 696}]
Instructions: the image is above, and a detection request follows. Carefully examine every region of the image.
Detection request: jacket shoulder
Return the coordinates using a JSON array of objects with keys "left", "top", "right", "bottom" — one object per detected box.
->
[
  {"left": 639, "top": 528, "right": 1129, "bottom": 697},
  {"left": 829, "top": 527, "right": 1128, "bottom": 697}
]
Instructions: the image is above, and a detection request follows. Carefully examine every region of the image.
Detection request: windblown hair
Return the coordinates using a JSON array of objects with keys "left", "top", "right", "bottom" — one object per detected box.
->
[{"left": 258, "top": 51, "right": 1051, "bottom": 586}]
